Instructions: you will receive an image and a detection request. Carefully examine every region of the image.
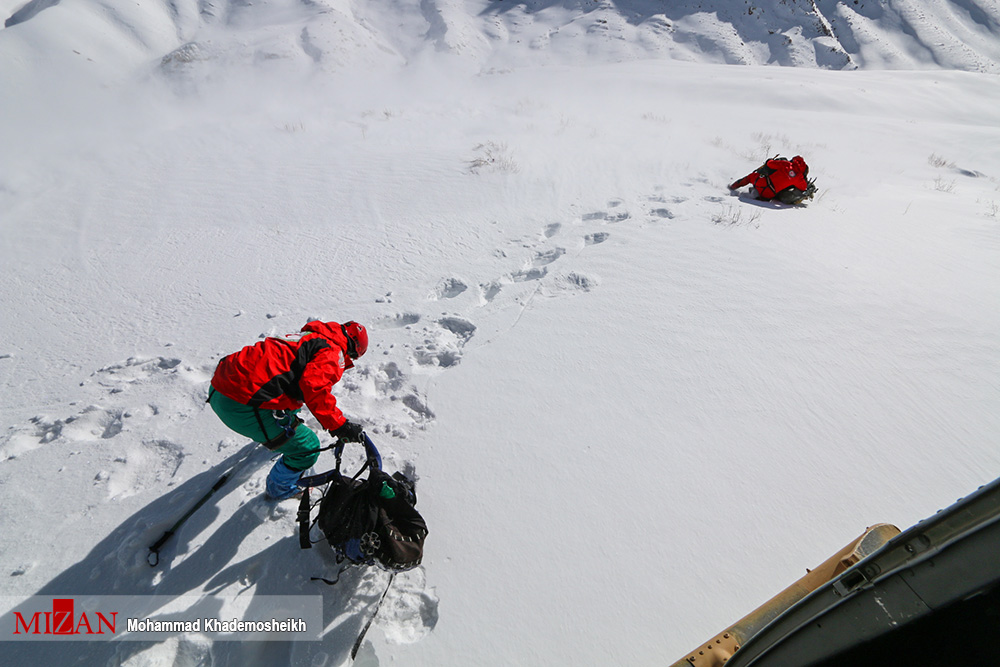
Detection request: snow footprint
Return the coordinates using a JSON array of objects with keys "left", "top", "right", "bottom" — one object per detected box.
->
[
  {"left": 411, "top": 316, "right": 476, "bottom": 370},
  {"left": 582, "top": 209, "right": 631, "bottom": 223},
  {"left": 1, "top": 403, "right": 130, "bottom": 460},
  {"left": 430, "top": 277, "right": 468, "bottom": 300},
  {"left": 478, "top": 280, "right": 502, "bottom": 304},
  {"left": 511, "top": 267, "right": 546, "bottom": 282},
  {"left": 582, "top": 199, "right": 631, "bottom": 223},
  {"left": 531, "top": 247, "right": 565, "bottom": 267},
  {"left": 511, "top": 247, "right": 565, "bottom": 282},
  {"left": 378, "top": 567, "right": 439, "bottom": 645},
  {"left": 374, "top": 361, "right": 407, "bottom": 394},
  {"left": 400, "top": 394, "right": 435, "bottom": 422},
  {"left": 100, "top": 439, "right": 185, "bottom": 499},
  {"left": 375, "top": 313, "right": 422, "bottom": 329},
  {"left": 91, "top": 356, "right": 183, "bottom": 393},
  {"left": 341, "top": 358, "right": 434, "bottom": 437},
  {"left": 542, "top": 272, "right": 601, "bottom": 298},
  {"left": 438, "top": 316, "right": 476, "bottom": 343},
  {"left": 242, "top": 473, "right": 265, "bottom": 498}
]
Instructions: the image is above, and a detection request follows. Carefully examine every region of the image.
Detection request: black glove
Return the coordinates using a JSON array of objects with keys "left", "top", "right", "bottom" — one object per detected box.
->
[{"left": 330, "top": 420, "right": 364, "bottom": 444}]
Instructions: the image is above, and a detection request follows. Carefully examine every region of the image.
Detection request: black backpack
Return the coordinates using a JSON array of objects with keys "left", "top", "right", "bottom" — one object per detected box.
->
[{"left": 297, "top": 434, "right": 427, "bottom": 573}]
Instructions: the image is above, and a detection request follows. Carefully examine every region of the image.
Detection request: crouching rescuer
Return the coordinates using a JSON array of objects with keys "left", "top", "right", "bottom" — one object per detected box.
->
[
  {"left": 208, "top": 320, "right": 369, "bottom": 500},
  {"left": 729, "top": 155, "right": 816, "bottom": 205}
]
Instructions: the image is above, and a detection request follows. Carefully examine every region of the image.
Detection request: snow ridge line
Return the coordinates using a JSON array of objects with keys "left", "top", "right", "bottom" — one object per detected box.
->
[
  {"left": 5, "top": 0, "right": 1000, "bottom": 73},
  {"left": 809, "top": 0, "right": 858, "bottom": 70}
]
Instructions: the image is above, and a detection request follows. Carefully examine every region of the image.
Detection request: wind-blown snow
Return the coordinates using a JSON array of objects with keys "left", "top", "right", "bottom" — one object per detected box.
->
[{"left": 1, "top": 1, "right": 999, "bottom": 665}]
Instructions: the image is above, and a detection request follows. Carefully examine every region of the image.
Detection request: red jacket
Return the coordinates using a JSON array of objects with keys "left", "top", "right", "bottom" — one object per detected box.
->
[
  {"left": 730, "top": 156, "right": 809, "bottom": 200},
  {"left": 211, "top": 321, "right": 354, "bottom": 431}
]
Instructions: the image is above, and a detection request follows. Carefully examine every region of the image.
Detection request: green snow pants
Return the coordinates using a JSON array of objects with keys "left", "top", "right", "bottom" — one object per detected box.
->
[{"left": 208, "top": 388, "right": 321, "bottom": 472}]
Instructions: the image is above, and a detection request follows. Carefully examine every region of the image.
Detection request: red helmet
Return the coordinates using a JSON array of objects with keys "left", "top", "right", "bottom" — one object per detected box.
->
[{"left": 341, "top": 321, "right": 368, "bottom": 359}]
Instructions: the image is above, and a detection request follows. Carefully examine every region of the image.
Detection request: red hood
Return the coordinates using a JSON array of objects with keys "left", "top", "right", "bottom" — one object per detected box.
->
[
  {"left": 302, "top": 320, "right": 354, "bottom": 368},
  {"left": 303, "top": 320, "right": 349, "bottom": 354}
]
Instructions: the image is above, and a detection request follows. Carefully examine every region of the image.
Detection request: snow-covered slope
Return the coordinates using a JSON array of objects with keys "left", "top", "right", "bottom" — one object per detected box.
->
[
  {"left": 3, "top": 0, "right": 1000, "bottom": 91},
  {"left": 1, "top": 1, "right": 999, "bottom": 666}
]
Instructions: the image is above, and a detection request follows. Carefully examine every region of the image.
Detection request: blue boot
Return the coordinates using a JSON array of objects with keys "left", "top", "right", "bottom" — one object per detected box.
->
[{"left": 265, "top": 458, "right": 303, "bottom": 500}]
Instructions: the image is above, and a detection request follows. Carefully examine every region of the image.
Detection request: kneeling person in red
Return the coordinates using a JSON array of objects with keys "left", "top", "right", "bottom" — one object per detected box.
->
[
  {"left": 729, "top": 155, "right": 816, "bottom": 205},
  {"left": 208, "top": 320, "right": 369, "bottom": 500}
]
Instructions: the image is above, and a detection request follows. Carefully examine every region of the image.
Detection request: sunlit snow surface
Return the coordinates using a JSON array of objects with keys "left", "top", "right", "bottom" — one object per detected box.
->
[{"left": 1, "top": 1, "right": 999, "bottom": 665}]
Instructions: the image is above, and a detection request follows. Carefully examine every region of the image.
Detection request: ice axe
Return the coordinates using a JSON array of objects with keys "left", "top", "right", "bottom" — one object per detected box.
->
[{"left": 147, "top": 444, "right": 259, "bottom": 566}]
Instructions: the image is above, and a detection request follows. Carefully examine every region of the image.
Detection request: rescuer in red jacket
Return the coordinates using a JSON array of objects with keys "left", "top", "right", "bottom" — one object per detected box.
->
[
  {"left": 729, "top": 155, "right": 815, "bottom": 205},
  {"left": 208, "top": 320, "right": 369, "bottom": 500}
]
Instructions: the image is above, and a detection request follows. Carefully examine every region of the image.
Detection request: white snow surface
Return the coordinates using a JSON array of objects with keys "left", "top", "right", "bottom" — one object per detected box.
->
[{"left": 2, "top": 0, "right": 1000, "bottom": 665}]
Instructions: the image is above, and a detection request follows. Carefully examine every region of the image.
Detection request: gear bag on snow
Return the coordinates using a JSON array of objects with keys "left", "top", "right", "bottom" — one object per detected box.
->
[{"left": 297, "top": 434, "right": 427, "bottom": 572}]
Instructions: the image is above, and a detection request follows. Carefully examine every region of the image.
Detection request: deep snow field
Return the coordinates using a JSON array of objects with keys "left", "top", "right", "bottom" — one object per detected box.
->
[{"left": 2, "top": 1, "right": 1000, "bottom": 665}]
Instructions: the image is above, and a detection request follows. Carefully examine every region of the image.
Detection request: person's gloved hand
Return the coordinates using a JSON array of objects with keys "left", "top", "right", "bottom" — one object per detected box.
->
[{"left": 330, "top": 420, "right": 364, "bottom": 444}]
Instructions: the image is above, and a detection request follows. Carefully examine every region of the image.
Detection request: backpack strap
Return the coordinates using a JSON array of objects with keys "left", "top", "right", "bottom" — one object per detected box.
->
[
  {"left": 296, "top": 433, "right": 384, "bottom": 552},
  {"left": 310, "top": 565, "right": 352, "bottom": 585},
  {"left": 336, "top": 432, "right": 382, "bottom": 472},
  {"left": 755, "top": 157, "right": 786, "bottom": 199}
]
